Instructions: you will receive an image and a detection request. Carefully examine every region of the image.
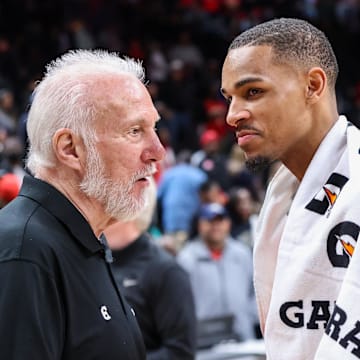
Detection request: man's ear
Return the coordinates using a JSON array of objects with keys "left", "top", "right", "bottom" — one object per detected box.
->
[
  {"left": 306, "top": 67, "right": 327, "bottom": 104},
  {"left": 52, "top": 128, "right": 85, "bottom": 171}
]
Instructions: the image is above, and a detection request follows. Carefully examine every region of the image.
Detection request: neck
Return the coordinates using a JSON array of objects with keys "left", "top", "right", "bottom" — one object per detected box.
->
[
  {"left": 284, "top": 107, "right": 339, "bottom": 181},
  {"left": 205, "top": 240, "right": 225, "bottom": 252}
]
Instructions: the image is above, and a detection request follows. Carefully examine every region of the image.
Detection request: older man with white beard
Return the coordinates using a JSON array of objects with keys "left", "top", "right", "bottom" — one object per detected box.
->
[{"left": 0, "top": 49, "right": 165, "bottom": 360}]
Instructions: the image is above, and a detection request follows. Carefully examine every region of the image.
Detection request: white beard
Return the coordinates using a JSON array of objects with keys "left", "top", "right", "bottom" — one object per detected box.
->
[{"left": 80, "top": 147, "right": 154, "bottom": 221}]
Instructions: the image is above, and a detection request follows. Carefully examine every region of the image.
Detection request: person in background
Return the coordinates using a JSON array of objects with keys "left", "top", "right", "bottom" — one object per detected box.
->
[
  {"left": 198, "top": 179, "right": 228, "bottom": 206},
  {"left": 105, "top": 177, "right": 196, "bottom": 360},
  {"left": 221, "top": 17, "right": 360, "bottom": 359},
  {"left": 0, "top": 133, "right": 24, "bottom": 209},
  {"left": 159, "top": 59, "right": 199, "bottom": 153},
  {"left": 187, "top": 179, "right": 228, "bottom": 240},
  {"left": 191, "top": 128, "right": 231, "bottom": 191},
  {"left": 0, "top": 88, "right": 17, "bottom": 135},
  {"left": 226, "top": 143, "right": 265, "bottom": 202},
  {"left": 0, "top": 169, "right": 20, "bottom": 208},
  {"left": 0, "top": 135, "right": 27, "bottom": 182},
  {"left": 177, "top": 202, "right": 258, "bottom": 342},
  {"left": 0, "top": 49, "right": 165, "bottom": 359},
  {"left": 226, "top": 186, "right": 259, "bottom": 249},
  {"left": 157, "top": 150, "right": 208, "bottom": 253}
]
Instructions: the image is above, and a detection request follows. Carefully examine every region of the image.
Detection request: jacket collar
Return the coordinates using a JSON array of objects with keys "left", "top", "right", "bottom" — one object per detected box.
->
[{"left": 19, "top": 174, "right": 103, "bottom": 254}]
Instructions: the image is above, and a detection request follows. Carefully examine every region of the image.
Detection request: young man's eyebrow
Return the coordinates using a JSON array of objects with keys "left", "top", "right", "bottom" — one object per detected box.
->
[
  {"left": 234, "top": 76, "right": 264, "bottom": 89},
  {"left": 221, "top": 76, "right": 264, "bottom": 96}
]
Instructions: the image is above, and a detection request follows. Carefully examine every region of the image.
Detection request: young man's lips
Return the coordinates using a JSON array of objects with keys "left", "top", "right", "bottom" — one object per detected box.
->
[{"left": 236, "top": 130, "right": 259, "bottom": 146}]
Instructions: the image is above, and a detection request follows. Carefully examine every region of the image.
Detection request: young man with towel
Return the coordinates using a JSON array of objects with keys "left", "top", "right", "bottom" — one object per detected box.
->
[{"left": 221, "top": 17, "right": 360, "bottom": 359}]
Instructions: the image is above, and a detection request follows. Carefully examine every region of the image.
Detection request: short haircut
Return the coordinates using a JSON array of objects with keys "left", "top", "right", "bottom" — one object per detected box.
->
[
  {"left": 228, "top": 18, "right": 338, "bottom": 89},
  {"left": 26, "top": 49, "right": 145, "bottom": 175}
]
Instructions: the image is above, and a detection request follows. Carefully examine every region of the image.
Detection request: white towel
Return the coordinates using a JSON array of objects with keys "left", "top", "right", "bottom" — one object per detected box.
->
[{"left": 253, "top": 116, "right": 360, "bottom": 359}]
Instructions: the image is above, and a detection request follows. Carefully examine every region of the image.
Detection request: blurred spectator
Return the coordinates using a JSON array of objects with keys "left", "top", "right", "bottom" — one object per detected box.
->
[
  {"left": 146, "top": 41, "right": 169, "bottom": 84},
  {"left": 226, "top": 187, "right": 259, "bottom": 249},
  {"left": 188, "top": 179, "right": 228, "bottom": 239},
  {"left": 178, "top": 202, "right": 259, "bottom": 342},
  {"left": 199, "top": 179, "right": 228, "bottom": 206},
  {"left": 97, "top": 22, "right": 125, "bottom": 52},
  {"left": 15, "top": 74, "right": 37, "bottom": 164},
  {"left": 0, "top": 135, "right": 27, "bottom": 182},
  {"left": 191, "top": 129, "right": 231, "bottom": 191},
  {"left": 335, "top": 0, "right": 360, "bottom": 32},
  {"left": 0, "top": 88, "right": 17, "bottom": 135},
  {"left": 0, "top": 36, "right": 19, "bottom": 91},
  {"left": 105, "top": 177, "right": 196, "bottom": 359},
  {"left": 159, "top": 59, "right": 199, "bottom": 152},
  {"left": 0, "top": 170, "right": 20, "bottom": 208},
  {"left": 152, "top": 99, "right": 177, "bottom": 184},
  {"left": 191, "top": 128, "right": 219, "bottom": 166},
  {"left": 226, "top": 144, "right": 265, "bottom": 202},
  {"left": 202, "top": 97, "right": 230, "bottom": 140},
  {"left": 200, "top": 71, "right": 231, "bottom": 137},
  {"left": 59, "top": 17, "right": 95, "bottom": 51},
  {"left": 128, "top": 38, "right": 145, "bottom": 60},
  {"left": 0, "top": 110, "right": 25, "bottom": 194},
  {"left": 168, "top": 30, "right": 204, "bottom": 69},
  {"left": 157, "top": 150, "right": 208, "bottom": 252}
]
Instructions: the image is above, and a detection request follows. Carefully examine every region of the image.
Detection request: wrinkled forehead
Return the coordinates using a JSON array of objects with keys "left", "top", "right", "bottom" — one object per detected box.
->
[
  {"left": 94, "top": 72, "right": 145, "bottom": 99},
  {"left": 94, "top": 74, "right": 148, "bottom": 110},
  {"left": 93, "top": 74, "right": 158, "bottom": 131}
]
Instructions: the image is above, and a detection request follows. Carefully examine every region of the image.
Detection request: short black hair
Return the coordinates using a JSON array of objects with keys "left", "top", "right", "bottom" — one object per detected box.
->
[{"left": 229, "top": 18, "right": 338, "bottom": 88}]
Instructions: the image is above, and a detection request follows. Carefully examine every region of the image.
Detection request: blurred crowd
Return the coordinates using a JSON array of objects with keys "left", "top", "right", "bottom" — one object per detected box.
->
[
  {"left": 1, "top": 0, "right": 360, "bottom": 350},
  {"left": 1, "top": 0, "right": 360, "bottom": 222},
  {"left": 0, "top": 1, "right": 357, "bottom": 194},
  {"left": 0, "top": 0, "right": 360, "bottom": 242},
  {"left": 0, "top": 0, "right": 358, "bottom": 251}
]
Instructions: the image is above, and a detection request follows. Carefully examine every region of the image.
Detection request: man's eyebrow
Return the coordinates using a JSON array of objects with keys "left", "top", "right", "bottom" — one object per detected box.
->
[
  {"left": 234, "top": 77, "right": 264, "bottom": 88},
  {"left": 221, "top": 76, "right": 264, "bottom": 96},
  {"left": 128, "top": 117, "right": 160, "bottom": 126}
]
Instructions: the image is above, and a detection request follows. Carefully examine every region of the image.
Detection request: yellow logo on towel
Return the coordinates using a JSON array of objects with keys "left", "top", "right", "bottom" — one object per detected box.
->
[
  {"left": 339, "top": 238, "right": 355, "bottom": 257},
  {"left": 323, "top": 186, "right": 337, "bottom": 206}
]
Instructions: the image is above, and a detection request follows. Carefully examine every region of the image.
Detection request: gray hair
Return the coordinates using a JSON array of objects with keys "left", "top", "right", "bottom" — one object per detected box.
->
[
  {"left": 26, "top": 49, "right": 145, "bottom": 174},
  {"left": 229, "top": 18, "right": 338, "bottom": 89}
]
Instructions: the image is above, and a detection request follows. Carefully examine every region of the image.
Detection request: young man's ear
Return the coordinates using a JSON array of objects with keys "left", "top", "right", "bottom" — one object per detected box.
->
[
  {"left": 52, "top": 128, "right": 85, "bottom": 171},
  {"left": 306, "top": 67, "right": 327, "bottom": 103}
]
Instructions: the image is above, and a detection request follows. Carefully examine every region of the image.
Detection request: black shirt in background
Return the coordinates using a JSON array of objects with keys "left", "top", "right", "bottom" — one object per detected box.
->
[{"left": 111, "top": 233, "right": 196, "bottom": 360}]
